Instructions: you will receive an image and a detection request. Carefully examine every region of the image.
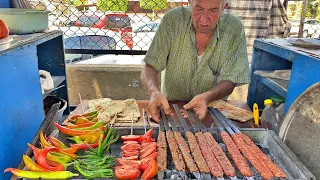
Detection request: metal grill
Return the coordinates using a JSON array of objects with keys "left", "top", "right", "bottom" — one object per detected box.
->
[{"left": 26, "top": 0, "right": 189, "bottom": 62}]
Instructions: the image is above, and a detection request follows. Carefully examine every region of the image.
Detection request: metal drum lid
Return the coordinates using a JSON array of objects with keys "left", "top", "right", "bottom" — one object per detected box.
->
[{"left": 279, "top": 82, "right": 320, "bottom": 179}]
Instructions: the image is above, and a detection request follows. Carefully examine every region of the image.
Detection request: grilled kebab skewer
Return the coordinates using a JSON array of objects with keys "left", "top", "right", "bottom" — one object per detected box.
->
[
  {"left": 203, "top": 131, "right": 236, "bottom": 177},
  {"left": 185, "top": 131, "right": 210, "bottom": 174},
  {"left": 157, "top": 130, "right": 167, "bottom": 171},
  {"left": 208, "top": 109, "right": 253, "bottom": 177},
  {"left": 211, "top": 108, "right": 275, "bottom": 179},
  {"left": 217, "top": 109, "right": 286, "bottom": 178},
  {"left": 166, "top": 130, "right": 186, "bottom": 171}
]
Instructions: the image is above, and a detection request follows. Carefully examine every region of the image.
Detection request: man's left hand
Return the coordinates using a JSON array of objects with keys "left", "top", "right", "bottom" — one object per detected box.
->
[{"left": 183, "top": 93, "right": 209, "bottom": 120}]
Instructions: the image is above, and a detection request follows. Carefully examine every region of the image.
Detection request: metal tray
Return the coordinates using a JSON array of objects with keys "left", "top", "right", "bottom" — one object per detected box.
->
[{"left": 14, "top": 104, "right": 315, "bottom": 180}]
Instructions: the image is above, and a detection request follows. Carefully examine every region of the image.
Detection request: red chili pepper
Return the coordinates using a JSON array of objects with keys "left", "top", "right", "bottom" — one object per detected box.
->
[
  {"left": 40, "top": 131, "right": 52, "bottom": 148},
  {"left": 28, "top": 144, "right": 64, "bottom": 171},
  {"left": 53, "top": 122, "right": 94, "bottom": 136},
  {"left": 66, "top": 122, "right": 96, "bottom": 129}
]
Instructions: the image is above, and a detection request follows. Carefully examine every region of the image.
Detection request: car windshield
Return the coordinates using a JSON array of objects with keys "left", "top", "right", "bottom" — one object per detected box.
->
[
  {"left": 79, "top": 16, "right": 100, "bottom": 27},
  {"left": 107, "top": 16, "right": 131, "bottom": 29}
]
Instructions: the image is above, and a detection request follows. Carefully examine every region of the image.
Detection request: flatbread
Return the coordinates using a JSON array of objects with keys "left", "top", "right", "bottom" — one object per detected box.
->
[
  {"left": 208, "top": 100, "right": 253, "bottom": 122},
  {"left": 88, "top": 98, "right": 112, "bottom": 111},
  {"left": 90, "top": 98, "right": 140, "bottom": 124}
]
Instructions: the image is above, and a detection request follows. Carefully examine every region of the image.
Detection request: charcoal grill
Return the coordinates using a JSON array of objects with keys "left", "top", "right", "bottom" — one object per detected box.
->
[{"left": 14, "top": 104, "right": 315, "bottom": 180}]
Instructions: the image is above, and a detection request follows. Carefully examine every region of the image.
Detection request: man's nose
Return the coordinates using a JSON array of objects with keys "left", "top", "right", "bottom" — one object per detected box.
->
[{"left": 199, "top": 12, "right": 209, "bottom": 23}]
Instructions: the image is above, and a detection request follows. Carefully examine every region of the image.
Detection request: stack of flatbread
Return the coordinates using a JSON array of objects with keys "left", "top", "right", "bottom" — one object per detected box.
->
[
  {"left": 88, "top": 98, "right": 140, "bottom": 124},
  {"left": 208, "top": 100, "right": 253, "bottom": 122}
]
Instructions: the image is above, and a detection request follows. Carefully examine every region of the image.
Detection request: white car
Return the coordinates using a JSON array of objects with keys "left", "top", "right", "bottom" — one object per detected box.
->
[
  {"left": 289, "top": 19, "right": 320, "bottom": 37},
  {"left": 132, "top": 22, "right": 159, "bottom": 51}
]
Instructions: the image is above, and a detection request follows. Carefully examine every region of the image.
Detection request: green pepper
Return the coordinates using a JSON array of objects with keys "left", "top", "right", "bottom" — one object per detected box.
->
[
  {"left": 85, "top": 111, "right": 99, "bottom": 120},
  {"left": 4, "top": 168, "right": 78, "bottom": 179},
  {"left": 47, "top": 152, "right": 73, "bottom": 164},
  {"left": 23, "top": 155, "right": 48, "bottom": 172},
  {"left": 68, "top": 136, "right": 83, "bottom": 144}
]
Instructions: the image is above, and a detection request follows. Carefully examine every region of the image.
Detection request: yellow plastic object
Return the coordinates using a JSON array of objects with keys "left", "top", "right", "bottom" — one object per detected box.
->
[
  {"left": 253, "top": 103, "right": 259, "bottom": 126},
  {"left": 264, "top": 99, "right": 273, "bottom": 106}
]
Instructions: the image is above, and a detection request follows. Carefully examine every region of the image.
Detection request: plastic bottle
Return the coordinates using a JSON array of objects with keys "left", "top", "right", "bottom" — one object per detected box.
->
[{"left": 261, "top": 99, "right": 280, "bottom": 134}]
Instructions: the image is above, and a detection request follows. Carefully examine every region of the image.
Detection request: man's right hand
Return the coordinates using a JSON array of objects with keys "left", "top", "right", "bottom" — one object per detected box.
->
[{"left": 148, "top": 91, "right": 171, "bottom": 122}]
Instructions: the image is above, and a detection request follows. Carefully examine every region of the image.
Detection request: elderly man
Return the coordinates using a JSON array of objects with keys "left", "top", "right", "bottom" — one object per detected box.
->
[{"left": 141, "top": 0, "right": 250, "bottom": 122}]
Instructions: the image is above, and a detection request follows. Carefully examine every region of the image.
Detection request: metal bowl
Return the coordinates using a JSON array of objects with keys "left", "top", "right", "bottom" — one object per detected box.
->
[{"left": 0, "top": 8, "right": 50, "bottom": 34}]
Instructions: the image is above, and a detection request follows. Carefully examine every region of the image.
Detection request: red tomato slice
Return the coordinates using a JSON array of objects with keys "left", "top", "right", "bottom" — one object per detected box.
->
[
  {"left": 121, "top": 135, "right": 140, "bottom": 141},
  {"left": 123, "top": 156, "right": 139, "bottom": 160},
  {"left": 141, "top": 152, "right": 157, "bottom": 161},
  {"left": 140, "top": 147, "right": 157, "bottom": 159},
  {"left": 140, "top": 142, "right": 157, "bottom": 151},
  {"left": 115, "top": 166, "right": 140, "bottom": 179},
  {"left": 139, "top": 135, "right": 152, "bottom": 143},
  {"left": 123, "top": 140, "right": 140, "bottom": 145},
  {"left": 144, "top": 128, "right": 153, "bottom": 137},
  {"left": 116, "top": 164, "right": 140, "bottom": 170},
  {"left": 121, "top": 143, "right": 140, "bottom": 151},
  {"left": 140, "top": 155, "right": 156, "bottom": 171},
  {"left": 140, "top": 146, "right": 156, "bottom": 156},
  {"left": 117, "top": 158, "right": 141, "bottom": 166},
  {"left": 123, "top": 150, "right": 139, "bottom": 157},
  {"left": 141, "top": 159, "right": 158, "bottom": 179}
]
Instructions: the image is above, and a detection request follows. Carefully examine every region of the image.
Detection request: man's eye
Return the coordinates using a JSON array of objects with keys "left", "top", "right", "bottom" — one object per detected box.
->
[{"left": 210, "top": 9, "right": 217, "bottom": 12}]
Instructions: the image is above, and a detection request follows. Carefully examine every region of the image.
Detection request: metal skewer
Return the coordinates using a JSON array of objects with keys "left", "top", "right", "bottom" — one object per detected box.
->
[
  {"left": 78, "top": 93, "right": 84, "bottom": 113},
  {"left": 166, "top": 113, "right": 201, "bottom": 180},
  {"left": 172, "top": 104, "right": 212, "bottom": 180},
  {"left": 160, "top": 108, "right": 187, "bottom": 180},
  {"left": 158, "top": 119, "right": 165, "bottom": 180},
  {"left": 209, "top": 108, "right": 255, "bottom": 180}
]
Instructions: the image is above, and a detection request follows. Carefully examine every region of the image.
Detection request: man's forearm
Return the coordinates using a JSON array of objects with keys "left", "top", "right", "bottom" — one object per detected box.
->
[
  {"left": 141, "top": 64, "right": 161, "bottom": 97},
  {"left": 203, "top": 80, "right": 235, "bottom": 103}
]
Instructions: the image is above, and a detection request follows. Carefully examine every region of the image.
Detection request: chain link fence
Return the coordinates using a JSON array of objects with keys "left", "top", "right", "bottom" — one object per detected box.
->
[{"left": 27, "top": 0, "right": 188, "bottom": 63}]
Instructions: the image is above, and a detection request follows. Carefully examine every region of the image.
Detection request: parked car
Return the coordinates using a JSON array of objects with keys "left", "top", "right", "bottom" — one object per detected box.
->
[
  {"left": 51, "top": 26, "right": 130, "bottom": 63},
  {"left": 132, "top": 22, "right": 160, "bottom": 51},
  {"left": 65, "top": 13, "right": 133, "bottom": 49},
  {"left": 289, "top": 19, "right": 320, "bottom": 37}
]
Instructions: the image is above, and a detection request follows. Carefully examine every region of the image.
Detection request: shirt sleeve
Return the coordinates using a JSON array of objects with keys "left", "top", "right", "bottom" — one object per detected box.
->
[
  {"left": 143, "top": 13, "right": 172, "bottom": 72},
  {"left": 217, "top": 24, "right": 251, "bottom": 86}
]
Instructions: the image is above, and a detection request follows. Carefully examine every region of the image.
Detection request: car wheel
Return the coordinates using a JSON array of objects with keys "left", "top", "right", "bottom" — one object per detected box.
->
[{"left": 303, "top": 30, "right": 308, "bottom": 38}]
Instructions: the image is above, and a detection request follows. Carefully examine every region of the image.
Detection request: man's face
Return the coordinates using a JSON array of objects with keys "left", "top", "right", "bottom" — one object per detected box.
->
[{"left": 190, "top": 0, "right": 224, "bottom": 34}]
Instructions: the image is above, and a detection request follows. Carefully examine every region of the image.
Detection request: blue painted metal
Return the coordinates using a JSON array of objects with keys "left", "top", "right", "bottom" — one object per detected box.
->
[
  {"left": 248, "top": 39, "right": 320, "bottom": 115},
  {"left": 0, "top": 0, "right": 12, "bottom": 8},
  {"left": 0, "top": 46, "right": 44, "bottom": 180},
  {"left": 258, "top": 76, "right": 287, "bottom": 98},
  {"left": 284, "top": 54, "right": 320, "bottom": 112},
  {"left": 0, "top": 31, "right": 69, "bottom": 179}
]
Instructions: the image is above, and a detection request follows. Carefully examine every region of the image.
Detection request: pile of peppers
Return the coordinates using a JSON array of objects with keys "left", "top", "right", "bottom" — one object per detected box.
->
[{"left": 4, "top": 110, "right": 120, "bottom": 179}]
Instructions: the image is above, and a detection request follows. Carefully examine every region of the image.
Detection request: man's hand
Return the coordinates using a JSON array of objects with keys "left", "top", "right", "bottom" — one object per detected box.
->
[
  {"left": 183, "top": 93, "right": 209, "bottom": 120},
  {"left": 148, "top": 91, "right": 171, "bottom": 122}
]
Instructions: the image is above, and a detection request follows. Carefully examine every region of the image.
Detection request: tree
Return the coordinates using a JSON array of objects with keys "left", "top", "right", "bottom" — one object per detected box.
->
[{"left": 98, "top": 0, "right": 128, "bottom": 11}]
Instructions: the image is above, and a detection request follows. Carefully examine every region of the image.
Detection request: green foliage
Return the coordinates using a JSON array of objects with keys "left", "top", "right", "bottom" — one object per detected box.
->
[
  {"left": 74, "top": 0, "right": 88, "bottom": 6},
  {"left": 98, "top": 0, "right": 128, "bottom": 12},
  {"left": 140, "top": 0, "right": 167, "bottom": 10}
]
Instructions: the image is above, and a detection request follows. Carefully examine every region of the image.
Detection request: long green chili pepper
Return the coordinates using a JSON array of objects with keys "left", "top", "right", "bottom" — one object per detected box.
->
[
  {"left": 4, "top": 168, "right": 78, "bottom": 179},
  {"left": 68, "top": 136, "right": 83, "bottom": 144}
]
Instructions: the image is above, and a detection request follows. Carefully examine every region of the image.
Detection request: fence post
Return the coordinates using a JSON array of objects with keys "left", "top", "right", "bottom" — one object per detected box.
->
[{"left": 298, "top": 0, "right": 309, "bottom": 38}]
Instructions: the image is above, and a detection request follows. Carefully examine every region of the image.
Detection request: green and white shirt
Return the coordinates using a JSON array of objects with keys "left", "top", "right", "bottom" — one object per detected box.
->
[{"left": 144, "top": 7, "right": 250, "bottom": 101}]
